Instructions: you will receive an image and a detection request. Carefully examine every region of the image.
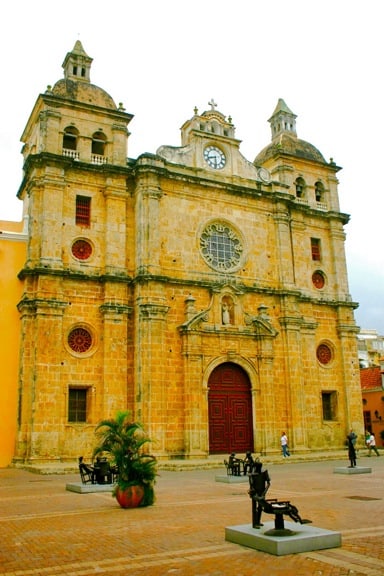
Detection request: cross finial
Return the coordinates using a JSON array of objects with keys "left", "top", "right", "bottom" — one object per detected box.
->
[{"left": 208, "top": 98, "right": 217, "bottom": 111}]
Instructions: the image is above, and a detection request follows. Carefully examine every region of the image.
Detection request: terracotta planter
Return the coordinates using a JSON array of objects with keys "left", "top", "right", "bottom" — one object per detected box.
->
[{"left": 115, "top": 484, "right": 145, "bottom": 508}]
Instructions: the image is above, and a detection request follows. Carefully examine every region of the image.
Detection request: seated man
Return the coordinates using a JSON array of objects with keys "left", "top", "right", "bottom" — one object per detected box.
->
[
  {"left": 248, "top": 461, "right": 308, "bottom": 530},
  {"left": 93, "top": 457, "right": 112, "bottom": 484},
  {"left": 78, "top": 456, "right": 96, "bottom": 484},
  {"left": 228, "top": 453, "right": 242, "bottom": 476},
  {"left": 243, "top": 451, "right": 255, "bottom": 475}
]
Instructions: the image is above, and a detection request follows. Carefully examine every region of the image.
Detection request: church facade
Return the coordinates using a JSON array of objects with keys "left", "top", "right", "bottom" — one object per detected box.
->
[{"left": 13, "top": 41, "right": 363, "bottom": 464}]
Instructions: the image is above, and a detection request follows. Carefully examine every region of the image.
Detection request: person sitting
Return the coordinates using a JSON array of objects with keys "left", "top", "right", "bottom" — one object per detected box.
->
[
  {"left": 243, "top": 451, "right": 255, "bottom": 475},
  {"left": 93, "top": 456, "right": 113, "bottom": 484},
  {"left": 228, "top": 453, "right": 242, "bottom": 476},
  {"left": 78, "top": 456, "right": 96, "bottom": 484}
]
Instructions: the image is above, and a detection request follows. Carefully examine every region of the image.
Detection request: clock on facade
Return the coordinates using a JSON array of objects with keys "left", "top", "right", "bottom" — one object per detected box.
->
[
  {"left": 204, "top": 146, "right": 226, "bottom": 169},
  {"left": 200, "top": 221, "right": 243, "bottom": 271}
]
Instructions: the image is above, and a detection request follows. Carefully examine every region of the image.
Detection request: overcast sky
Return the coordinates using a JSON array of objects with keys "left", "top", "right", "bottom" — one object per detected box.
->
[{"left": 1, "top": 0, "right": 383, "bottom": 334}]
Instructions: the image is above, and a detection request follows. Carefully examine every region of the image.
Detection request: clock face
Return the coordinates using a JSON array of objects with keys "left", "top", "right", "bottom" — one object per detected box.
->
[
  {"left": 204, "top": 146, "right": 226, "bottom": 169},
  {"left": 200, "top": 221, "right": 243, "bottom": 271}
]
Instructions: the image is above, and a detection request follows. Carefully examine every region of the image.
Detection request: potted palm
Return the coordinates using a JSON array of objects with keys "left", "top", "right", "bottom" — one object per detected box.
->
[{"left": 93, "top": 410, "right": 157, "bottom": 508}]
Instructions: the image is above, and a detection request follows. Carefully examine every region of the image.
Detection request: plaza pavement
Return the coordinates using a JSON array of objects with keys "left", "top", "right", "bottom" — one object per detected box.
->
[{"left": 1, "top": 451, "right": 384, "bottom": 575}]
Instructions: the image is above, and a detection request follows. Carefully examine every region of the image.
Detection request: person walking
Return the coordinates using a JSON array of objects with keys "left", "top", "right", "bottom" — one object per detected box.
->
[
  {"left": 367, "top": 432, "right": 380, "bottom": 456},
  {"left": 281, "top": 431, "right": 290, "bottom": 457}
]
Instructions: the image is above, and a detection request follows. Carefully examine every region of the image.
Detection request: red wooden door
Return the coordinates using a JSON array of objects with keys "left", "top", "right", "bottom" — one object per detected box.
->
[{"left": 208, "top": 363, "right": 254, "bottom": 453}]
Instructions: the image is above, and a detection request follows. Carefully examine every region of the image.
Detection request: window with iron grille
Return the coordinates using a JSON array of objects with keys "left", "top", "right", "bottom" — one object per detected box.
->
[
  {"left": 68, "top": 388, "right": 87, "bottom": 422},
  {"left": 311, "top": 237, "right": 321, "bottom": 261},
  {"left": 76, "top": 195, "right": 91, "bottom": 226}
]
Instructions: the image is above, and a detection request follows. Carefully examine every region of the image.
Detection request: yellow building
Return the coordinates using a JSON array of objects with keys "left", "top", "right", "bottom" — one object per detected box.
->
[
  {"left": 11, "top": 41, "right": 363, "bottom": 465},
  {"left": 0, "top": 217, "right": 27, "bottom": 466}
]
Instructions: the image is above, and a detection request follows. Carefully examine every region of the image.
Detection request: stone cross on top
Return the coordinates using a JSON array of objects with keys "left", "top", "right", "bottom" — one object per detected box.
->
[{"left": 208, "top": 98, "right": 217, "bottom": 110}]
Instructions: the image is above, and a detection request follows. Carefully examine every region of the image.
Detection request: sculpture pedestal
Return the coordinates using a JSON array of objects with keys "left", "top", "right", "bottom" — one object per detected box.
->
[
  {"left": 225, "top": 521, "right": 341, "bottom": 556},
  {"left": 215, "top": 474, "right": 248, "bottom": 483},
  {"left": 66, "top": 482, "right": 114, "bottom": 493},
  {"left": 333, "top": 466, "right": 371, "bottom": 475}
]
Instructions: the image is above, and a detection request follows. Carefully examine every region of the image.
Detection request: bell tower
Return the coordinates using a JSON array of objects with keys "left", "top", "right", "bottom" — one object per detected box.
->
[
  {"left": 62, "top": 39, "right": 93, "bottom": 82},
  {"left": 15, "top": 42, "right": 134, "bottom": 464}
]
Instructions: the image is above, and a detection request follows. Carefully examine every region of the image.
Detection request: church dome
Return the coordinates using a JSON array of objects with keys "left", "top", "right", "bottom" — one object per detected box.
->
[
  {"left": 254, "top": 132, "right": 326, "bottom": 165},
  {"left": 50, "top": 40, "right": 117, "bottom": 110},
  {"left": 254, "top": 98, "right": 326, "bottom": 166},
  {"left": 51, "top": 78, "right": 117, "bottom": 109}
]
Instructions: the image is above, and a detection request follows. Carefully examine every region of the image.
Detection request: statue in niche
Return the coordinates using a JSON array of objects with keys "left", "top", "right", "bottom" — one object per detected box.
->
[{"left": 221, "top": 296, "right": 234, "bottom": 325}]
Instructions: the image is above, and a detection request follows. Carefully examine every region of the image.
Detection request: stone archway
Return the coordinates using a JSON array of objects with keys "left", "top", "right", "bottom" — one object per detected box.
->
[{"left": 208, "top": 362, "right": 254, "bottom": 454}]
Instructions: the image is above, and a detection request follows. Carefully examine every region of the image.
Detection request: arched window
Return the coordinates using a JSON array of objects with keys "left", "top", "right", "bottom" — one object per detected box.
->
[
  {"left": 91, "top": 131, "right": 106, "bottom": 156},
  {"left": 295, "top": 177, "right": 305, "bottom": 198},
  {"left": 63, "top": 126, "right": 78, "bottom": 151},
  {"left": 315, "top": 181, "right": 324, "bottom": 202}
]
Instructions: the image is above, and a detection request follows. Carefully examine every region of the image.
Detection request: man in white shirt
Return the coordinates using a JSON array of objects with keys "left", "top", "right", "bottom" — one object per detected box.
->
[
  {"left": 367, "top": 432, "right": 380, "bottom": 457},
  {"left": 281, "top": 432, "right": 290, "bottom": 457}
]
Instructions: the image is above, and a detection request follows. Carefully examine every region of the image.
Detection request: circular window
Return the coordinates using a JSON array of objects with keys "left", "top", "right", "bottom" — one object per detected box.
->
[
  {"left": 200, "top": 221, "right": 243, "bottom": 272},
  {"left": 72, "top": 239, "right": 93, "bottom": 260},
  {"left": 68, "top": 327, "right": 93, "bottom": 353},
  {"left": 317, "top": 343, "right": 333, "bottom": 365},
  {"left": 312, "top": 270, "right": 325, "bottom": 289}
]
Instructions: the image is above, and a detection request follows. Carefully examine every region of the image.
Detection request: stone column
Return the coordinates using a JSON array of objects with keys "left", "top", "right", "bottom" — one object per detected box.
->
[
  {"left": 16, "top": 297, "right": 67, "bottom": 463},
  {"left": 134, "top": 161, "right": 163, "bottom": 274},
  {"left": 181, "top": 331, "right": 207, "bottom": 457},
  {"left": 337, "top": 317, "right": 363, "bottom": 435},
  {"left": 99, "top": 301, "right": 132, "bottom": 418},
  {"left": 278, "top": 312, "right": 308, "bottom": 453},
  {"left": 135, "top": 300, "right": 169, "bottom": 455},
  {"left": 274, "top": 205, "right": 295, "bottom": 288},
  {"left": 328, "top": 221, "right": 351, "bottom": 299},
  {"left": 103, "top": 178, "right": 128, "bottom": 275}
]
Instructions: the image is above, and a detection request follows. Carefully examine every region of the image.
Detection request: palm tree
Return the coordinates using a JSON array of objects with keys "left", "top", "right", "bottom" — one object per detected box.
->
[{"left": 93, "top": 410, "right": 157, "bottom": 507}]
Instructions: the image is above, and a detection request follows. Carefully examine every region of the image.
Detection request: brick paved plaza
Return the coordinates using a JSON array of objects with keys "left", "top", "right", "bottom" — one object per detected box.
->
[{"left": 1, "top": 454, "right": 384, "bottom": 575}]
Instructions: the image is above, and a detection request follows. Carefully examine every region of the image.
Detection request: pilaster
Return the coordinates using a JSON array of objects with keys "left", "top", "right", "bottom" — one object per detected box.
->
[
  {"left": 135, "top": 299, "right": 169, "bottom": 455},
  {"left": 274, "top": 205, "right": 295, "bottom": 287},
  {"left": 99, "top": 302, "right": 132, "bottom": 418}
]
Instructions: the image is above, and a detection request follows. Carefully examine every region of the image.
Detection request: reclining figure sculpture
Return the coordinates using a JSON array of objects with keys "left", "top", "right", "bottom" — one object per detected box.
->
[{"left": 248, "top": 460, "right": 310, "bottom": 534}]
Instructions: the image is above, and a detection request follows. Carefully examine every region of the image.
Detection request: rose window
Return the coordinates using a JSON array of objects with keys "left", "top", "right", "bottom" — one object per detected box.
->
[
  {"left": 317, "top": 343, "right": 332, "bottom": 365},
  {"left": 312, "top": 271, "right": 325, "bottom": 289},
  {"left": 200, "top": 221, "right": 243, "bottom": 272},
  {"left": 68, "top": 327, "right": 92, "bottom": 353},
  {"left": 72, "top": 239, "right": 92, "bottom": 260}
]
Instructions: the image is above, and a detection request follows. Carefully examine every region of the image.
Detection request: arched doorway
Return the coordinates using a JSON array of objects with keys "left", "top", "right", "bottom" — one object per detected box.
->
[{"left": 208, "top": 362, "right": 254, "bottom": 454}]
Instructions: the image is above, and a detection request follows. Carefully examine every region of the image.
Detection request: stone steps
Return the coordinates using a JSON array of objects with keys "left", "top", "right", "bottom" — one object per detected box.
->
[{"left": 11, "top": 449, "right": 358, "bottom": 475}]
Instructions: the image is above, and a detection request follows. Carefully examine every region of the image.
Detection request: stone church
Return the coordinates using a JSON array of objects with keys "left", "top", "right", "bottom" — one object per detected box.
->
[{"left": 14, "top": 41, "right": 363, "bottom": 465}]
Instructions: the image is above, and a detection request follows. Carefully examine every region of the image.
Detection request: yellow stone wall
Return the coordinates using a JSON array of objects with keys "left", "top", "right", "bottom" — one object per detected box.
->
[
  {"left": 13, "top": 146, "right": 363, "bottom": 462},
  {"left": 9, "top": 44, "right": 363, "bottom": 465},
  {"left": 0, "top": 219, "right": 26, "bottom": 466}
]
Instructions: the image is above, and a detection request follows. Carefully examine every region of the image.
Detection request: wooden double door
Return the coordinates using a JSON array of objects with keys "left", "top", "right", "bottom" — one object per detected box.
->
[{"left": 208, "top": 362, "right": 254, "bottom": 454}]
